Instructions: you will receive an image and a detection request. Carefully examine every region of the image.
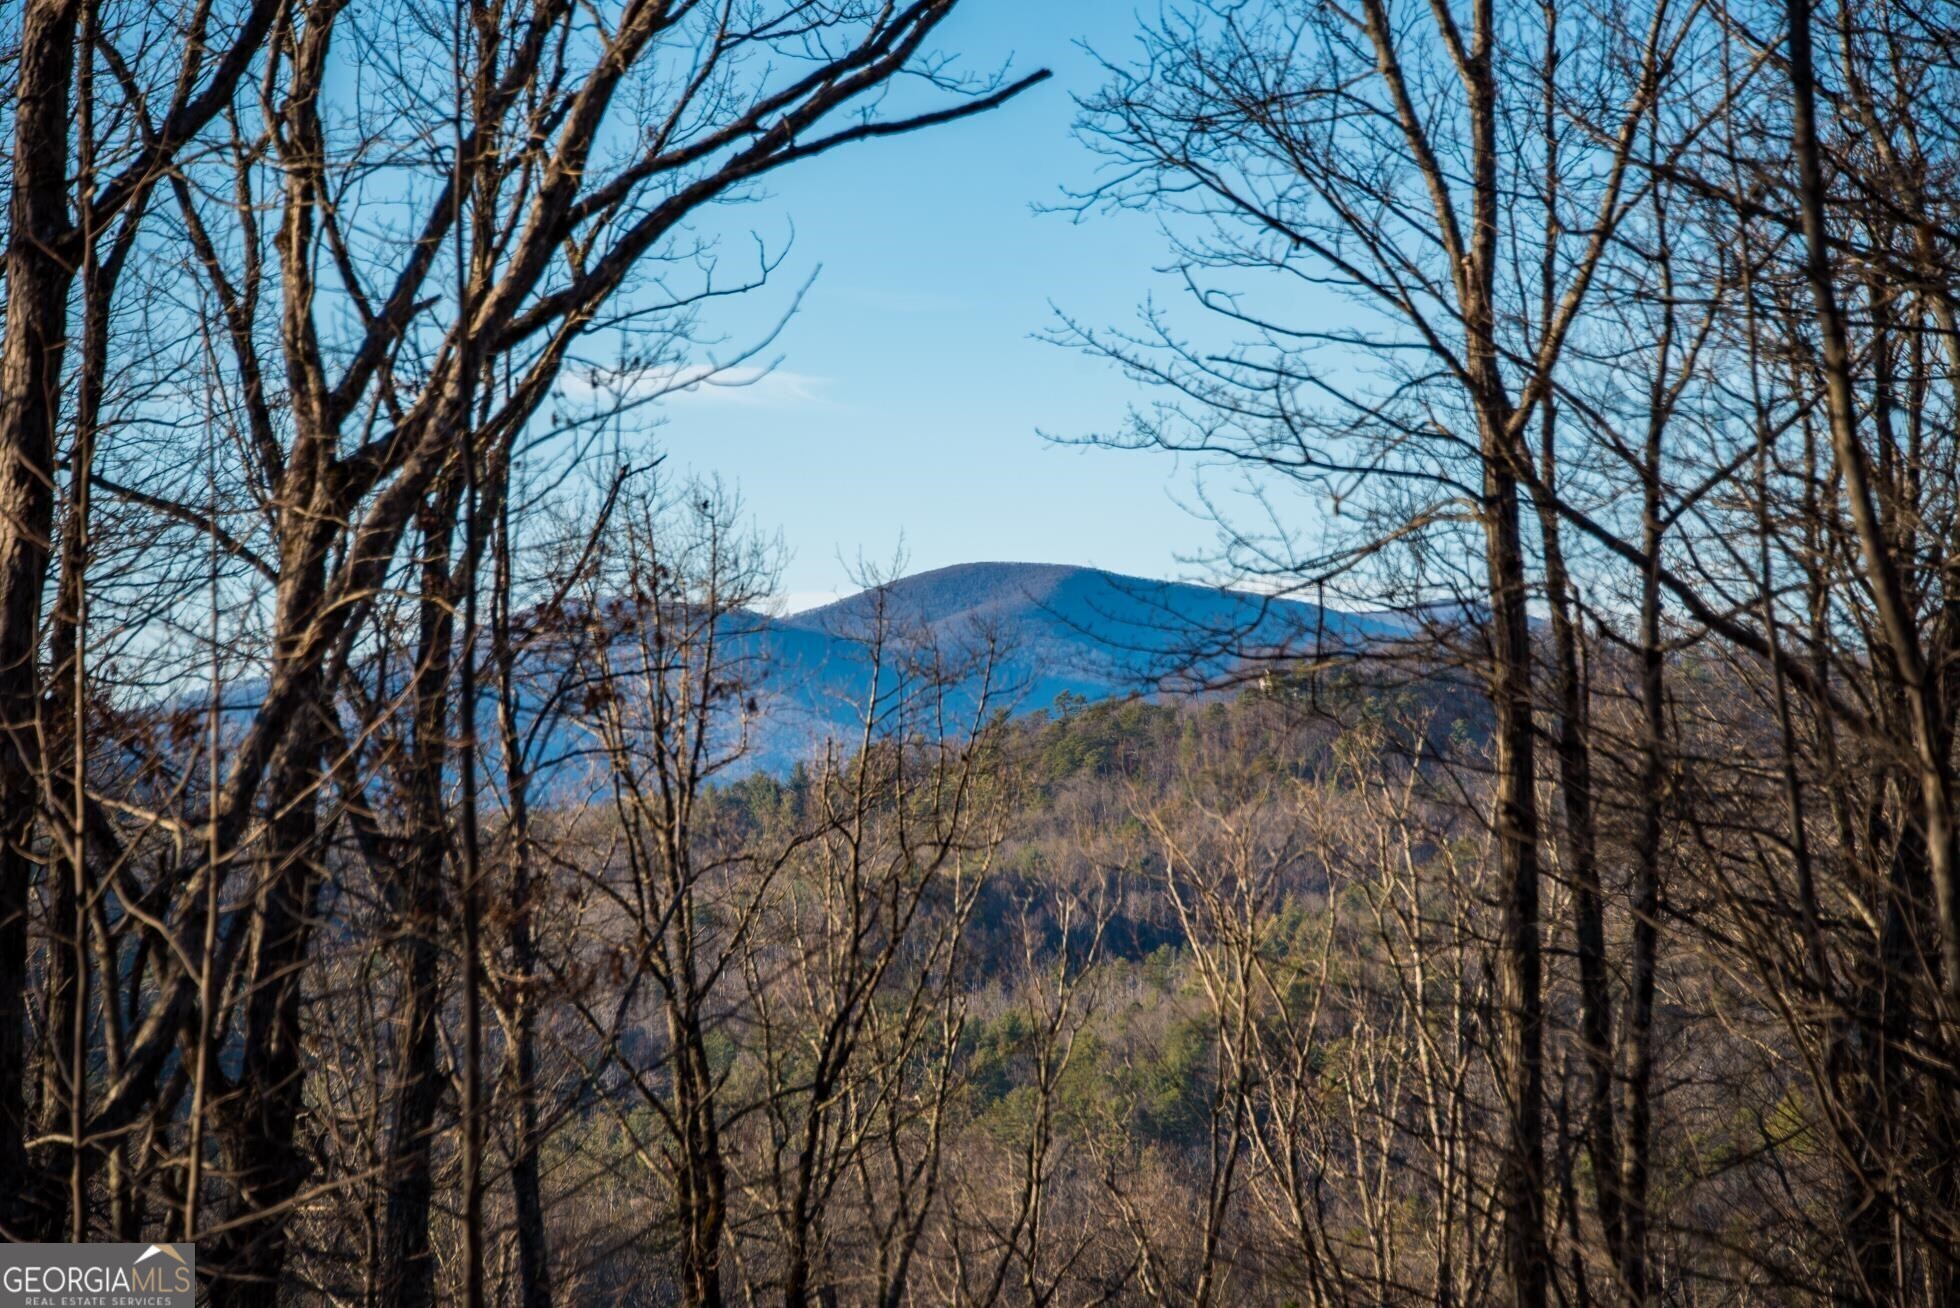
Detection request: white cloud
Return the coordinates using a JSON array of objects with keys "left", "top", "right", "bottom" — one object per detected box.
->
[{"left": 568, "top": 362, "right": 830, "bottom": 408}]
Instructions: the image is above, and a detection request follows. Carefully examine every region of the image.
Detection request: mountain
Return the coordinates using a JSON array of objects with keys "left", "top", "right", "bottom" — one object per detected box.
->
[
  {"left": 161, "top": 563, "right": 1414, "bottom": 787},
  {"left": 731, "top": 562, "right": 1407, "bottom": 772}
]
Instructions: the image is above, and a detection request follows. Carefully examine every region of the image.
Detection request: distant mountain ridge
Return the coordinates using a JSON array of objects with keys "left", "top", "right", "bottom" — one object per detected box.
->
[
  {"left": 732, "top": 562, "right": 1407, "bottom": 772},
  {"left": 166, "top": 562, "right": 1416, "bottom": 785}
]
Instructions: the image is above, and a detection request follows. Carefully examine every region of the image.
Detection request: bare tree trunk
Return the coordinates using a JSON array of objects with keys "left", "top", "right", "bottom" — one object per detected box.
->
[
  {"left": 1535, "top": 400, "right": 1623, "bottom": 1302},
  {"left": 380, "top": 496, "right": 460, "bottom": 1308},
  {"left": 1484, "top": 441, "right": 1550, "bottom": 1308},
  {"left": 1784, "top": 0, "right": 1960, "bottom": 1021},
  {"left": 1529, "top": 10, "right": 1619, "bottom": 1280},
  {"left": 208, "top": 713, "right": 325, "bottom": 1305},
  {"left": 0, "top": 0, "right": 81, "bottom": 1237},
  {"left": 673, "top": 962, "right": 729, "bottom": 1308},
  {"left": 493, "top": 455, "right": 551, "bottom": 1308},
  {"left": 456, "top": 399, "right": 487, "bottom": 1308},
  {"left": 1466, "top": 6, "right": 1548, "bottom": 1291},
  {"left": 1620, "top": 382, "right": 1668, "bottom": 1304},
  {"left": 3, "top": 0, "right": 278, "bottom": 1237}
]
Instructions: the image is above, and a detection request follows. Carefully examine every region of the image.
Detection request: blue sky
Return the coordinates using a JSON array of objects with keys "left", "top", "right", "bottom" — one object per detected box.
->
[{"left": 634, "top": 2, "right": 1238, "bottom": 613}]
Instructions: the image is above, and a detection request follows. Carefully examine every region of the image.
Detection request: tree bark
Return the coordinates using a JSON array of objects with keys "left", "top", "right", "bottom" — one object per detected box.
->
[
  {"left": 379, "top": 496, "right": 460, "bottom": 1308},
  {"left": 0, "top": 0, "right": 82, "bottom": 1238}
]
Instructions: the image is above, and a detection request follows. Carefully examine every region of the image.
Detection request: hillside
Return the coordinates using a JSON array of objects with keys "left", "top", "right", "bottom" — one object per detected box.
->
[{"left": 737, "top": 561, "right": 1406, "bottom": 770}]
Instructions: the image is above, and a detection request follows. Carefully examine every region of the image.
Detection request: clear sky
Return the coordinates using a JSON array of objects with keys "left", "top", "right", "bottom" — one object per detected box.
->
[{"left": 635, "top": 2, "right": 1240, "bottom": 613}]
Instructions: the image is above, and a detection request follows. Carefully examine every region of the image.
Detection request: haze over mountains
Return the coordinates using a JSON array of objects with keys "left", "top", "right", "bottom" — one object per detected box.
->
[
  {"left": 736, "top": 561, "right": 1409, "bottom": 771},
  {"left": 196, "top": 561, "right": 1421, "bottom": 783}
]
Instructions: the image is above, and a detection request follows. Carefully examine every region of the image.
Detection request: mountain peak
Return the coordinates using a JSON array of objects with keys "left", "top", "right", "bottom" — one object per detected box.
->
[
  {"left": 783, "top": 561, "right": 1102, "bottom": 629},
  {"left": 772, "top": 560, "right": 1396, "bottom": 705}
]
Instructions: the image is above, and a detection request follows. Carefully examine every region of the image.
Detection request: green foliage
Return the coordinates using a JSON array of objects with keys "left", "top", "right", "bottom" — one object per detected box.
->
[
  {"left": 964, "top": 1009, "right": 1037, "bottom": 1111},
  {"left": 1025, "top": 695, "right": 1177, "bottom": 784},
  {"left": 1121, "top": 1014, "right": 1214, "bottom": 1145},
  {"left": 1140, "top": 943, "right": 1183, "bottom": 995}
]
